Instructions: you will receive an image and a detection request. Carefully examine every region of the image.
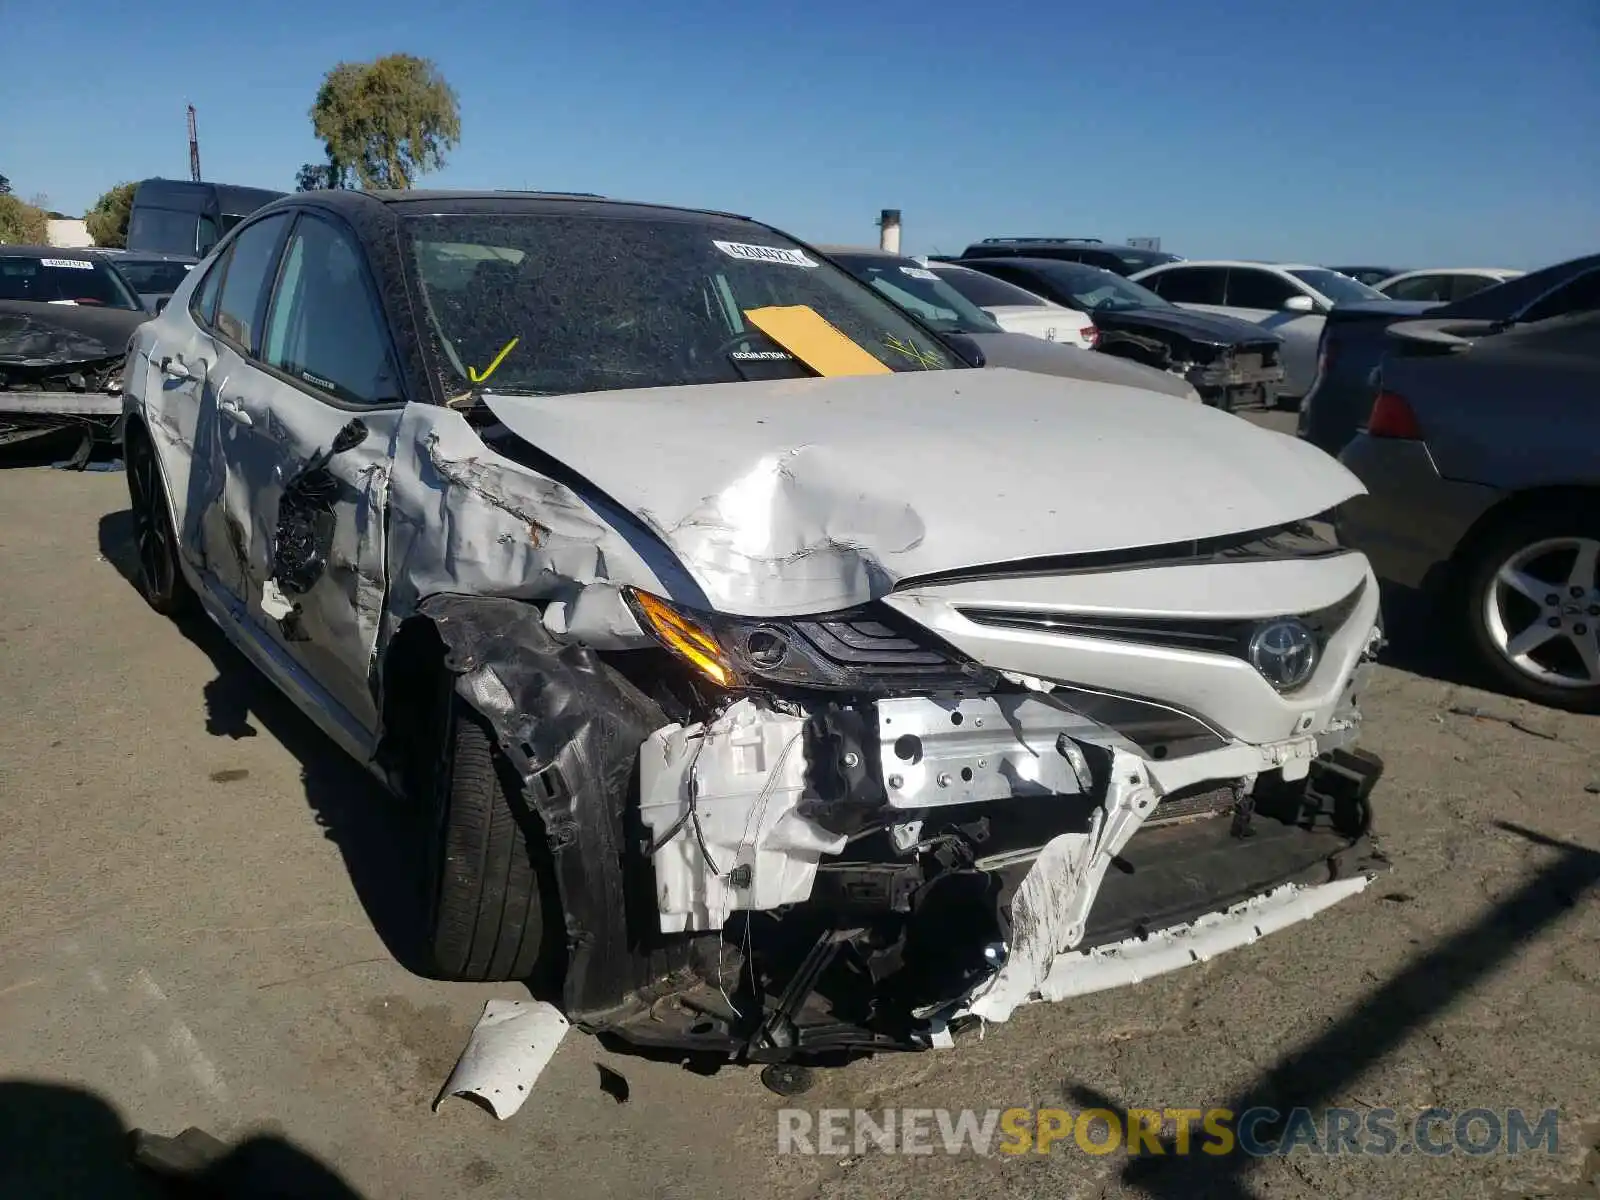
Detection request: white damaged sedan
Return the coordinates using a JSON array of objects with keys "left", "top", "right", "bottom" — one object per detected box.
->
[{"left": 122, "top": 189, "right": 1387, "bottom": 1067}]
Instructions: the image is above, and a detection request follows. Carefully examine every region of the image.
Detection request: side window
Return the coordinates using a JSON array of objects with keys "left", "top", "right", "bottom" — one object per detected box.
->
[
  {"left": 214, "top": 213, "right": 290, "bottom": 351},
  {"left": 1387, "top": 274, "right": 1452, "bottom": 302},
  {"left": 196, "top": 214, "right": 222, "bottom": 257},
  {"left": 1450, "top": 275, "right": 1498, "bottom": 302},
  {"left": 262, "top": 216, "right": 400, "bottom": 405},
  {"left": 977, "top": 262, "right": 1044, "bottom": 297},
  {"left": 190, "top": 251, "right": 229, "bottom": 326},
  {"left": 1149, "top": 267, "right": 1227, "bottom": 305},
  {"left": 1519, "top": 270, "right": 1600, "bottom": 323},
  {"left": 1226, "top": 269, "right": 1299, "bottom": 310}
]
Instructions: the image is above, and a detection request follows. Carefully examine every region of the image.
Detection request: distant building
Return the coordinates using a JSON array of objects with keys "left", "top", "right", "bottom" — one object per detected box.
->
[{"left": 47, "top": 219, "right": 94, "bottom": 248}]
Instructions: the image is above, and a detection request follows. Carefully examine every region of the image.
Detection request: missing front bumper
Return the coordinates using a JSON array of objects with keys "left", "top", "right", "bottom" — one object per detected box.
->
[{"left": 615, "top": 694, "right": 1385, "bottom": 1060}]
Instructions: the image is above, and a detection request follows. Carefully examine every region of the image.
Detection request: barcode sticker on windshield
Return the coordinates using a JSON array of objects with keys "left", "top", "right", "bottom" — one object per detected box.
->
[
  {"left": 713, "top": 241, "right": 816, "bottom": 269},
  {"left": 899, "top": 267, "right": 939, "bottom": 281},
  {"left": 41, "top": 258, "right": 95, "bottom": 270}
]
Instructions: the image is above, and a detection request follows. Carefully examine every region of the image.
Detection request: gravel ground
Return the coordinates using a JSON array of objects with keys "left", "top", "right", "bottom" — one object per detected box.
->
[{"left": 0, "top": 451, "right": 1595, "bottom": 1200}]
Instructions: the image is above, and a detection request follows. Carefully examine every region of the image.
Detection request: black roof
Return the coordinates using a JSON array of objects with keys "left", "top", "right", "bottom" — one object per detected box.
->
[
  {"left": 973, "top": 237, "right": 1104, "bottom": 245},
  {"left": 0, "top": 245, "right": 100, "bottom": 260},
  {"left": 276, "top": 188, "right": 753, "bottom": 225},
  {"left": 958, "top": 255, "right": 1121, "bottom": 277}
]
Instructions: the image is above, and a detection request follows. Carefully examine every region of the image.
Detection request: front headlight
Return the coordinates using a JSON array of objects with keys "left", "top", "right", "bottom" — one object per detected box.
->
[{"left": 624, "top": 588, "right": 987, "bottom": 693}]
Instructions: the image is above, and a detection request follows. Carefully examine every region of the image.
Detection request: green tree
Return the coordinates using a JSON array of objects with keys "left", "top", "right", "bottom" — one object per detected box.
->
[
  {"left": 85, "top": 182, "right": 136, "bottom": 248},
  {"left": 0, "top": 174, "right": 11, "bottom": 196},
  {"left": 310, "top": 54, "right": 460, "bottom": 190},
  {"left": 294, "top": 158, "right": 353, "bottom": 192},
  {"left": 0, "top": 194, "right": 48, "bottom": 244}
]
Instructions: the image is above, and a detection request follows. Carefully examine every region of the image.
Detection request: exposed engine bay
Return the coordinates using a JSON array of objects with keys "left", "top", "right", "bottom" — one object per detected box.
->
[
  {"left": 1096, "top": 326, "right": 1286, "bottom": 412},
  {"left": 418, "top": 581, "right": 1386, "bottom": 1065},
  {"left": 0, "top": 309, "right": 130, "bottom": 464}
]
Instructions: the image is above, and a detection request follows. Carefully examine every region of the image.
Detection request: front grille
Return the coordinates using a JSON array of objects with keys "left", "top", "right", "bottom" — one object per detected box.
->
[{"left": 956, "top": 578, "right": 1368, "bottom": 671}]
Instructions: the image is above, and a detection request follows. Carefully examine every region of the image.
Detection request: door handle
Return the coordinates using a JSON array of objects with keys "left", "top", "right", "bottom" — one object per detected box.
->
[
  {"left": 217, "top": 396, "right": 253, "bottom": 427},
  {"left": 158, "top": 355, "right": 199, "bottom": 382}
]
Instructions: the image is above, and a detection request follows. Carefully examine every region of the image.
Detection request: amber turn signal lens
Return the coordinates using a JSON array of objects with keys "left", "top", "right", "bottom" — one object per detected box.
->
[{"left": 628, "top": 591, "right": 734, "bottom": 688}]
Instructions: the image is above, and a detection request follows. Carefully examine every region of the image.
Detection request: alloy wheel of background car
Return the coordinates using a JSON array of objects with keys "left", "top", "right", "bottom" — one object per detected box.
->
[
  {"left": 1466, "top": 515, "right": 1600, "bottom": 711},
  {"left": 124, "top": 428, "right": 195, "bottom": 617}
]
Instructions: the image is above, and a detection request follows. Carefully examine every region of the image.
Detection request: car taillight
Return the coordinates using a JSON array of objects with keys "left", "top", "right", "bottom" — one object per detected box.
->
[
  {"left": 1082, "top": 324, "right": 1099, "bottom": 348},
  {"left": 1367, "top": 390, "right": 1423, "bottom": 439}
]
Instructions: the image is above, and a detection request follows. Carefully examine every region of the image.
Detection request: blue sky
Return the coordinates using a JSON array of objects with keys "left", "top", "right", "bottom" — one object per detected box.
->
[{"left": 3, "top": 0, "right": 1595, "bottom": 267}]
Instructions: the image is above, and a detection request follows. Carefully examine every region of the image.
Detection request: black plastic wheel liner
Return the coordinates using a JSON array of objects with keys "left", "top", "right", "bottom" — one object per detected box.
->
[{"left": 418, "top": 593, "right": 709, "bottom": 1025}]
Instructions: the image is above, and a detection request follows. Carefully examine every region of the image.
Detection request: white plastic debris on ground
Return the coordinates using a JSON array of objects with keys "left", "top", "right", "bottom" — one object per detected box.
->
[{"left": 435, "top": 999, "right": 570, "bottom": 1120}]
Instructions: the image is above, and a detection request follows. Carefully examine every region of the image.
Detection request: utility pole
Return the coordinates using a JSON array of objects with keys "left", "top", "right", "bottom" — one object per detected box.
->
[{"left": 187, "top": 105, "right": 202, "bottom": 183}]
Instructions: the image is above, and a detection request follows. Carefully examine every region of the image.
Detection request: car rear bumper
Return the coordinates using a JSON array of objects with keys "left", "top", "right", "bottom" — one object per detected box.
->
[{"left": 1336, "top": 435, "right": 1501, "bottom": 591}]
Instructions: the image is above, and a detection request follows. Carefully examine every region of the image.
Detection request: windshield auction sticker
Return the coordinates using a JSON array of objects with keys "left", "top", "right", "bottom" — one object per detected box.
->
[
  {"left": 41, "top": 258, "right": 95, "bottom": 270},
  {"left": 713, "top": 241, "right": 817, "bottom": 268}
]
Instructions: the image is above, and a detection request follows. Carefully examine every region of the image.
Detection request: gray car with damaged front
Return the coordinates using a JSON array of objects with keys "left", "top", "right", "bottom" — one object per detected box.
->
[{"left": 122, "top": 189, "right": 1389, "bottom": 1072}]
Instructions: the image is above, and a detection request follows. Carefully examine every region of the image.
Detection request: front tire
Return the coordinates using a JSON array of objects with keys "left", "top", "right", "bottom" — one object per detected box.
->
[
  {"left": 124, "top": 425, "right": 195, "bottom": 617},
  {"left": 424, "top": 698, "right": 552, "bottom": 982},
  {"left": 1461, "top": 505, "right": 1600, "bottom": 712}
]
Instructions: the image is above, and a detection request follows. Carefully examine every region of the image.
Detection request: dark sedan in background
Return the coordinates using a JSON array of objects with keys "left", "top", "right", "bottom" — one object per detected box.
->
[
  {"left": 1300, "top": 253, "right": 1600, "bottom": 458},
  {"left": 820, "top": 245, "right": 1198, "bottom": 399},
  {"left": 942, "top": 257, "right": 1285, "bottom": 411},
  {"left": 0, "top": 246, "right": 151, "bottom": 458},
  {"left": 1336, "top": 260, "right": 1600, "bottom": 710}
]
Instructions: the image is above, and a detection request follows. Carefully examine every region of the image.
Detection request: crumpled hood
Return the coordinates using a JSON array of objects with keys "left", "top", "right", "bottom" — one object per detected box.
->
[
  {"left": 484, "top": 368, "right": 1362, "bottom": 616},
  {"left": 0, "top": 303, "right": 146, "bottom": 370},
  {"left": 1099, "top": 305, "right": 1284, "bottom": 348}
]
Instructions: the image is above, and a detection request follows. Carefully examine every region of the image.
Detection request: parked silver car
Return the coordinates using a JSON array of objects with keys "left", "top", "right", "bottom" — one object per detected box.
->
[{"left": 1131, "top": 260, "right": 1387, "bottom": 399}]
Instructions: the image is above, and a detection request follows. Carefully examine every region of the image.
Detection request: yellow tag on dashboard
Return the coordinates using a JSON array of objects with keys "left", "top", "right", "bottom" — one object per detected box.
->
[{"left": 742, "top": 306, "right": 892, "bottom": 377}]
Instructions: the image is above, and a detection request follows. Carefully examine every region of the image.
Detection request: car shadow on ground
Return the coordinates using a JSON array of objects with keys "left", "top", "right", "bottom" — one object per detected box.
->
[
  {"left": 97, "top": 509, "right": 434, "bottom": 979},
  {"left": 1375, "top": 584, "right": 1490, "bottom": 694},
  {"left": 1063, "top": 821, "right": 1600, "bottom": 1199},
  {"left": 0, "top": 1078, "right": 366, "bottom": 1199}
]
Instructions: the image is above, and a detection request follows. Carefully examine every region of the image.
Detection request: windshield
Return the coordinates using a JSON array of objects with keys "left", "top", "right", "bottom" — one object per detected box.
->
[
  {"left": 832, "top": 254, "right": 1001, "bottom": 334},
  {"left": 0, "top": 255, "right": 142, "bottom": 309},
  {"left": 127, "top": 207, "right": 220, "bottom": 256},
  {"left": 112, "top": 259, "right": 194, "bottom": 296},
  {"left": 1290, "top": 268, "right": 1384, "bottom": 305},
  {"left": 1033, "top": 262, "right": 1169, "bottom": 311},
  {"left": 404, "top": 213, "right": 960, "bottom": 395},
  {"left": 930, "top": 267, "right": 1048, "bottom": 309}
]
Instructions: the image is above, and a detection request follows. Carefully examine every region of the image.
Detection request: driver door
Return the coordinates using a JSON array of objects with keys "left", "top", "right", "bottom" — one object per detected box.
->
[{"left": 214, "top": 211, "right": 407, "bottom": 736}]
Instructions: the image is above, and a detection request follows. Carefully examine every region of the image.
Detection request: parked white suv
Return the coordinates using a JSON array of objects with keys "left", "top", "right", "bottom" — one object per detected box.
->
[
  {"left": 120, "top": 190, "right": 1388, "bottom": 1066},
  {"left": 1130, "top": 260, "right": 1385, "bottom": 398}
]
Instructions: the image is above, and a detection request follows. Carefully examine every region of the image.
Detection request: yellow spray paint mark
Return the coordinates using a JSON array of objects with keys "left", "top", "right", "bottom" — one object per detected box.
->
[
  {"left": 467, "top": 336, "right": 520, "bottom": 384},
  {"left": 742, "top": 306, "right": 891, "bottom": 377}
]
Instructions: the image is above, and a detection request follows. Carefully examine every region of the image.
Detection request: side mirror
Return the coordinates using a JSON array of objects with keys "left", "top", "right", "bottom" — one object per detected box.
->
[
  {"left": 1282, "top": 294, "right": 1317, "bottom": 314},
  {"left": 153, "top": 297, "right": 169, "bottom": 314}
]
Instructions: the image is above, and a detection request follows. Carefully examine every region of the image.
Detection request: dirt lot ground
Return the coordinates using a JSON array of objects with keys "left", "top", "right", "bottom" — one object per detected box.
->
[{"left": 1, "top": 437, "right": 1597, "bottom": 1199}]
